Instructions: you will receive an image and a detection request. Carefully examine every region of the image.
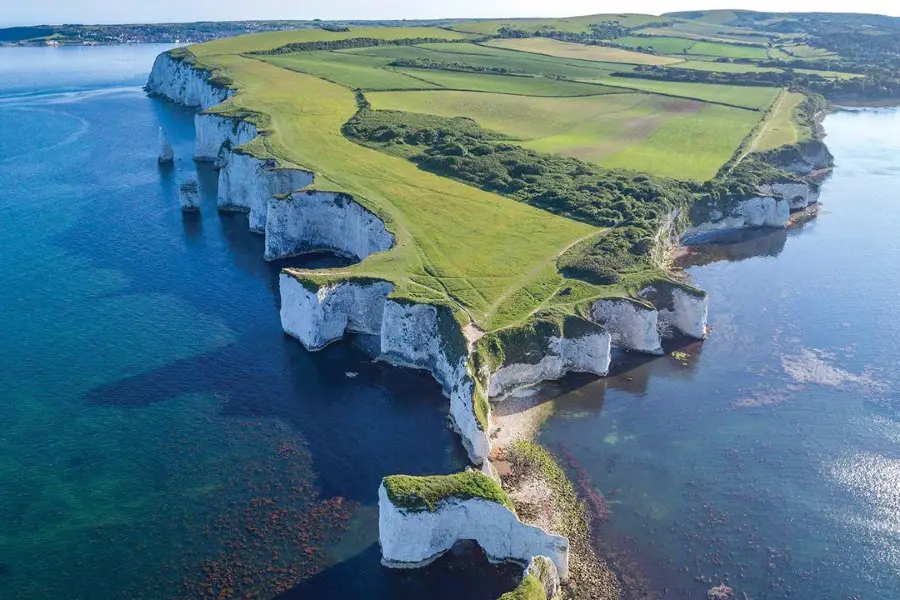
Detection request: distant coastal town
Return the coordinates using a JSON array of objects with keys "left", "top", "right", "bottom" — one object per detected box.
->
[{"left": 0, "top": 20, "right": 446, "bottom": 46}]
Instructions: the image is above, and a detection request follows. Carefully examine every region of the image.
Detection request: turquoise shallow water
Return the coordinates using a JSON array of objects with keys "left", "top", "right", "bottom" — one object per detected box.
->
[
  {"left": 0, "top": 45, "right": 521, "bottom": 599},
  {"left": 541, "top": 109, "right": 900, "bottom": 599}
]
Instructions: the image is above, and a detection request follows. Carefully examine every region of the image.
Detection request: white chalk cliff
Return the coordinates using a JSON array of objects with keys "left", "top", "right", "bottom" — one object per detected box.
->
[
  {"left": 591, "top": 298, "right": 663, "bottom": 355},
  {"left": 378, "top": 482, "right": 569, "bottom": 579},
  {"left": 279, "top": 275, "right": 491, "bottom": 463},
  {"left": 684, "top": 195, "right": 790, "bottom": 243},
  {"left": 265, "top": 191, "right": 394, "bottom": 261},
  {"left": 194, "top": 113, "right": 257, "bottom": 165},
  {"left": 147, "top": 53, "right": 230, "bottom": 110},
  {"left": 640, "top": 285, "right": 709, "bottom": 340},
  {"left": 179, "top": 180, "right": 200, "bottom": 211},
  {"left": 487, "top": 332, "right": 611, "bottom": 399},
  {"left": 760, "top": 181, "right": 820, "bottom": 211}
]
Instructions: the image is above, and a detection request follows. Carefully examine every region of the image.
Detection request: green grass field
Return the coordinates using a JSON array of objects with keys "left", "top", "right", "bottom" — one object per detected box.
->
[
  {"left": 393, "top": 68, "right": 623, "bottom": 96},
  {"left": 754, "top": 91, "right": 808, "bottom": 151},
  {"left": 178, "top": 23, "right": 786, "bottom": 330},
  {"left": 614, "top": 35, "right": 697, "bottom": 54},
  {"left": 682, "top": 40, "right": 770, "bottom": 59},
  {"left": 369, "top": 89, "right": 761, "bottom": 179},
  {"left": 594, "top": 76, "right": 781, "bottom": 110},
  {"left": 598, "top": 103, "right": 762, "bottom": 179},
  {"left": 259, "top": 51, "right": 438, "bottom": 90},
  {"left": 486, "top": 38, "right": 686, "bottom": 66},
  {"left": 341, "top": 43, "right": 628, "bottom": 79}
]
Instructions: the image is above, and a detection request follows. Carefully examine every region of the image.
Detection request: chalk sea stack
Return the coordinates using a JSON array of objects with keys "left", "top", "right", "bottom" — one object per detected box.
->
[
  {"left": 179, "top": 179, "right": 200, "bottom": 211},
  {"left": 157, "top": 126, "right": 174, "bottom": 164}
]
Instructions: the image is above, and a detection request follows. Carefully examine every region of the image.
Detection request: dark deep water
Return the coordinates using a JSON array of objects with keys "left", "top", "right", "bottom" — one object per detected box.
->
[
  {"left": 0, "top": 45, "right": 521, "bottom": 599},
  {"left": 541, "top": 109, "right": 900, "bottom": 599}
]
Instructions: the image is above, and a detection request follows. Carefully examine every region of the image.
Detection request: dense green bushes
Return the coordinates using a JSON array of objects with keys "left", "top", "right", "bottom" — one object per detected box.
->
[{"left": 388, "top": 57, "right": 527, "bottom": 76}]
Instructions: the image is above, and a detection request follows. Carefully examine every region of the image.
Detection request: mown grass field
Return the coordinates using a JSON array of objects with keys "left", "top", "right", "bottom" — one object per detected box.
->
[
  {"left": 672, "top": 60, "right": 782, "bottom": 73},
  {"left": 368, "top": 89, "right": 760, "bottom": 179},
  {"left": 682, "top": 40, "right": 770, "bottom": 59},
  {"left": 594, "top": 76, "right": 780, "bottom": 110},
  {"left": 754, "top": 91, "right": 808, "bottom": 151},
  {"left": 340, "top": 43, "right": 631, "bottom": 79},
  {"left": 393, "top": 68, "right": 622, "bottom": 96},
  {"left": 260, "top": 52, "right": 439, "bottom": 90},
  {"left": 598, "top": 103, "right": 762, "bottom": 179},
  {"left": 614, "top": 35, "right": 697, "bottom": 54},
  {"left": 486, "top": 38, "right": 685, "bottom": 66}
]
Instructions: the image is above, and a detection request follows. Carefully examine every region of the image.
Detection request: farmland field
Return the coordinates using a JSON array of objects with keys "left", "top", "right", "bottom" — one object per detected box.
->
[
  {"left": 672, "top": 60, "right": 782, "bottom": 73},
  {"left": 368, "top": 89, "right": 760, "bottom": 179},
  {"left": 393, "top": 68, "right": 623, "bottom": 96},
  {"left": 683, "top": 40, "right": 770, "bottom": 59},
  {"left": 594, "top": 76, "right": 781, "bottom": 110},
  {"left": 598, "top": 103, "right": 762, "bottom": 179},
  {"left": 260, "top": 52, "right": 439, "bottom": 90},
  {"left": 341, "top": 43, "right": 627, "bottom": 79},
  {"left": 486, "top": 38, "right": 685, "bottom": 66},
  {"left": 754, "top": 91, "right": 808, "bottom": 151},
  {"left": 614, "top": 36, "right": 698, "bottom": 54}
]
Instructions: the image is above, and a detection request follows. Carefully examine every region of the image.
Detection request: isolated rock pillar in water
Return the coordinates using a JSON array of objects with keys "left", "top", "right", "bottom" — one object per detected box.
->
[{"left": 158, "top": 126, "right": 174, "bottom": 163}]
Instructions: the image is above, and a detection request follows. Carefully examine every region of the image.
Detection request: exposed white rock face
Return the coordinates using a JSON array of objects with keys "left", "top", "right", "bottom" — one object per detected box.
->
[
  {"left": 218, "top": 152, "right": 314, "bottom": 232},
  {"left": 146, "top": 53, "right": 230, "bottom": 110},
  {"left": 488, "top": 332, "right": 611, "bottom": 399},
  {"left": 279, "top": 277, "right": 491, "bottom": 463},
  {"left": 684, "top": 196, "right": 790, "bottom": 243},
  {"left": 179, "top": 180, "right": 200, "bottom": 211},
  {"left": 523, "top": 556, "right": 562, "bottom": 600},
  {"left": 265, "top": 191, "right": 394, "bottom": 261},
  {"left": 194, "top": 113, "right": 257, "bottom": 165},
  {"left": 279, "top": 275, "right": 392, "bottom": 350},
  {"left": 380, "top": 300, "right": 491, "bottom": 463},
  {"left": 640, "top": 286, "right": 708, "bottom": 340},
  {"left": 777, "top": 141, "right": 834, "bottom": 175},
  {"left": 378, "top": 483, "right": 569, "bottom": 579},
  {"left": 591, "top": 299, "right": 663, "bottom": 355},
  {"left": 760, "top": 182, "right": 820, "bottom": 211},
  {"left": 157, "top": 127, "right": 174, "bottom": 163}
]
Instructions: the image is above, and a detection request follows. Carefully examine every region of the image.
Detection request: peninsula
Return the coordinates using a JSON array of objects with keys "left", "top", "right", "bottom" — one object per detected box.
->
[{"left": 143, "top": 9, "right": 890, "bottom": 598}]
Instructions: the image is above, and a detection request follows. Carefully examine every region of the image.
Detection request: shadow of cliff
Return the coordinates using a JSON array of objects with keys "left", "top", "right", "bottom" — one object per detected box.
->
[{"left": 274, "top": 542, "right": 521, "bottom": 600}]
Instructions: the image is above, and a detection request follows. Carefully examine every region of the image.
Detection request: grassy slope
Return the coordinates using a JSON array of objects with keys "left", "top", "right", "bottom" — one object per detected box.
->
[
  {"left": 259, "top": 51, "right": 439, "bottom": 90},
  {"left": 487, "top": 38, "right": 685, "bottom": 66},
  {"left": 754, "top": 91, "right": 807, "bottom": 151},
  {"left": 188, "top": 50, "right": 595, "bottom": 331},
  {"left": 368, "top": 89, "right": 755, "bottom": 179}
]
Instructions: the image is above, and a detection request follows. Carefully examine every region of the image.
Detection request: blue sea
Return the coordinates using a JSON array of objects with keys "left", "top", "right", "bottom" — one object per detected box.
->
[
  {"left": 540, "top": 110, "right": 900, "bottom": 598},
  {"left": 0, "top": 45, "right": 520, "bottom": 599},
  {"left": 1, "top": 44, "right": 898, "bottom": 600}
]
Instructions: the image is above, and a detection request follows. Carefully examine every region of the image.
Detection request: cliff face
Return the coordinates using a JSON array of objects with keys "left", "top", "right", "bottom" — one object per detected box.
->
[
  {"left": 591, "top": 299, "right": 663, "bottom": 355},
  {"left": 279, "top": 276, "right": 491, "bottom": 463},
  {"left": 194, "top": 114, "right": 256, "bottom": 165},
  {"left": 378, "top": 482, "right": 569, "bottom": 579},
  {"left": 265, "top": 191, "right": 394, "bottom": 261},
  {"left": 684, "top": 195, "right": 790, "bottom": 243},
  {"left": 146, "top": 53, "right": 229, "bottom": 110},
  {"left": 487, "top": 331, "right": 611, "bottom": 399}
]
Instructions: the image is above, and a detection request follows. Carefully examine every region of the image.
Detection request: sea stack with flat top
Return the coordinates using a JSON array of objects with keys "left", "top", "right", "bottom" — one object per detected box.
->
[
  {"left": 157, "top": 126, "right": 174, "bottom": 164},
  {"left": 179, "top": 179, "right": 200, "bottom": 211}
]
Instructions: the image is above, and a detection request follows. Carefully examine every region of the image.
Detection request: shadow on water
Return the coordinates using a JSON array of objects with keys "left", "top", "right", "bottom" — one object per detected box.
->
[{"left": 275, "top": 542, "right": 522, "bottom": 600}]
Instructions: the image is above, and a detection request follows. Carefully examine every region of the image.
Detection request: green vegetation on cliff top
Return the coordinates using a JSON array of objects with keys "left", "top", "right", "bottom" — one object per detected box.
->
[
  {"left": 498, "top": 575, "right": 546, "bottom": 600},
  {"left": 177, "top": 22, "right": 800, "bottom": 335},
  {"left": 383, "top": 471, "right": 514, "bottom": 512}
]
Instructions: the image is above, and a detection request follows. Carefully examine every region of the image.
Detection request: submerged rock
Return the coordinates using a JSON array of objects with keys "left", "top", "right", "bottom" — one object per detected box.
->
[
  {"left": 707, "top": 584, "right": 734, "bottom": 600},
  {"left": 179, "top": 179, "right": 200, "bottom": 211},
  {"left": 157, "top": 127, "right": 174, "bottom": 164}
]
